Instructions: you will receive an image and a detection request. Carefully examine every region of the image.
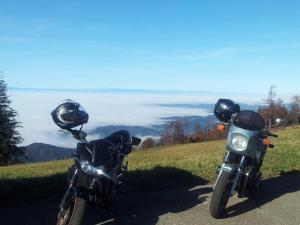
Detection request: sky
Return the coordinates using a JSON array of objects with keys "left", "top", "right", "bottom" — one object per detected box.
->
[{"left": 1, "top": 0, "right": 300, "bottom": 95}]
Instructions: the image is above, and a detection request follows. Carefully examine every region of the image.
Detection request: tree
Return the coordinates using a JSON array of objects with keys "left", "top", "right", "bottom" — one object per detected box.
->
[
  {"left": 289, "top": 95, "right": 300, "bottom": 124},
  {"left": 264, "top": 85, "right": 277, "bottom": 106},
  {"left": 183, "top": 117, "right": 191, "bottom": 143},
  {"left": 274, "top": 98, "right": 289, "bottom": 121},
  {"left": 263, "top": 85, "right": 277, "bottom": 126},
  {"left": 141, "top": 137, "right": 156, "bottom": 149},
  {"left": 161, "top": 120, "right": 185, "bottom": 145},
  {"left": 0, "top": 76, "right": 23, "bottom": 165},
  {"left": 194, "top": 123, "right": 202, "bottom": 142},
  {"left": 203, "top": 116, "right": 213, "bottom": 141},
  {"left": 173, "top": 120, "right": 185, "bottom": 143},
  {"left": 259, "top": 85, "right": 289, "bottom": 125}
]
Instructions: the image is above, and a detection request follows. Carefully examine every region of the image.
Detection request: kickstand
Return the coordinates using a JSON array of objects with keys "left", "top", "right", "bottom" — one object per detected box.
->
[
  {"left": 248, "top": 189, "right": 260, "bottom": 208},
  {"left": 103, "top": 202, "right": 116, "bottom": 218}
]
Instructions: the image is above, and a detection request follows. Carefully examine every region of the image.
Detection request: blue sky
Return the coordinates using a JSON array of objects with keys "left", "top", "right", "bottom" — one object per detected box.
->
[{"left": 1, "top": 0, "right": 300, "bottom": 94}]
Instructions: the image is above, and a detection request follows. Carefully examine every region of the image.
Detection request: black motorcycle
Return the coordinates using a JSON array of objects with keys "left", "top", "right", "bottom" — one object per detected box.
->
[
  {"left": 51, "top": 100, "right": 141, "bottom": 225},
  {"left": 209, "top": 99, "right": 280, "bottom": 218}
]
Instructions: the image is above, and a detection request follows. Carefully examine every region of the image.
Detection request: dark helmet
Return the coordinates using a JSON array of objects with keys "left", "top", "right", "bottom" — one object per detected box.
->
[
  {"left": 214, "top": 99, "right": 240, "bottom": 123},
  {"left": 51, "top": 100, "right": 89, "bottom": 130}
]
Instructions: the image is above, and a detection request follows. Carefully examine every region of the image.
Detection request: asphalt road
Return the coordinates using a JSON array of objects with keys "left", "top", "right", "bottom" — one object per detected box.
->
[{"left": 1, "top": 172, "right": 300, "bottom": 225}]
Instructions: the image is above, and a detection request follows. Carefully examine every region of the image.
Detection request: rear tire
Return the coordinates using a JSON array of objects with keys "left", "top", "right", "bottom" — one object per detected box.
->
[
  {"left": 210, "top": 171, "right": 232, "bottom": 218},
  {"left": 57, "top": 197, "right": 86, "bottom": 225}
]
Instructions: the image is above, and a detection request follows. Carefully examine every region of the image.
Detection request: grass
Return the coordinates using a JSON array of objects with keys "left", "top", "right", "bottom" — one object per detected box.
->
[
  {"left": 1, "top": 127, "right": 300, "bottom": 206},
  {"left": 125, "top": 140, "right": 224, "bottom": 187},
  {"left": 261, "top": 126, "right": 300, "bottom": 177}
]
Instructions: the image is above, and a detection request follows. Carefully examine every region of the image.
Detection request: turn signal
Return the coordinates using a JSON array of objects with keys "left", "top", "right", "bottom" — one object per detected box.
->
[
  {"left": 263, "top": 138, "right": 271, "bottom": 145},
  {"left": 217, "top": 124, "right": 226, "bottom": 131}
]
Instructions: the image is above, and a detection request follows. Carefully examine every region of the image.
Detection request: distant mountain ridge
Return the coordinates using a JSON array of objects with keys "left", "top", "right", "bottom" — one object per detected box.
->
[
  {"left": 22, "top": 116, "right": 216, "bottom": 163},
  {"left": 22, "top": 115, "right": 215, "bottom": 163},
  {"left": 90, "top": 115, "right": 218, "bottom": 138},
  {"left": 23, "top": 143, "right": 75, "bottom": 163},
  {"left": 156, "top": 103, "right": 259, "bottom": 111},
  {"left": 8, "top": 87, "right": 265, "bottom": 99},
  {"left": 90, "top": 125, "right": 161, "bottom": 138}
]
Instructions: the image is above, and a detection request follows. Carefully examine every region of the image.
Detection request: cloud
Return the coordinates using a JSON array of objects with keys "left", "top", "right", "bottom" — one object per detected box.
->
[
  {"left": 0, "top": 15, "right": 66, "bottom": 40},
  {"left": 170, "top": 44, "right": 300, "bottom": 62},
  {"left": 174, "top": 46, "right": 263, "bottom": 61},
  {"left": 0, "top": 35, "right": 34, "bottom": 43},
  {"left": 0, "top": 17, "right": 49, "bottom": 44}
]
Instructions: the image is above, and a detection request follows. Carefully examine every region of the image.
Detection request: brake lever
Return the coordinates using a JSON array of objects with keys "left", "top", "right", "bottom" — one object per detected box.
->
[
  {"left": 265, "top": 130, "right": 279, "bottom": 138},
  {"left": 121, "top": 161, "right": 128, "bottom": 171},
  {"left": 71, "top": 153, "right": 79, "bottom": 158},
  {"left": 59, "top": 129, "right": 70, "bottom": 135}
]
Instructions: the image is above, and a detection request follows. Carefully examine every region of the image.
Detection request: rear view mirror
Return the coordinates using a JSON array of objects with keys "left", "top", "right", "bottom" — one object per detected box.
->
[
  {"left": 132, "top": 137, "right": 141, "bottom": 146},
  {"left": 275, "top": 118, "right": 283, "bottom": 126}
]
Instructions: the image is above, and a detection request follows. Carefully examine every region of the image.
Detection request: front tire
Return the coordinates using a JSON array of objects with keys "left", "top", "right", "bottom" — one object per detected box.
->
[
  {"left": 210, "top": 171, "right": 232, "bottom": 218},
  {"left": 57, "top": 197, "right": 86, "bottom": 225}
]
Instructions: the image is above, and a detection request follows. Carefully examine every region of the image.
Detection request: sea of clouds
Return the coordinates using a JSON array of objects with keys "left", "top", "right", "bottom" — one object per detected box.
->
[{"left": 8, "top": 89, "right": 264, "bottom": 147}]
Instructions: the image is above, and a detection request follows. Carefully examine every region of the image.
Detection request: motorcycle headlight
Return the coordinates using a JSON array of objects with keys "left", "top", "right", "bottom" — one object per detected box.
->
[
  {"left": 80, "top": 161, "right": 103, "bottom": 176},
  {"left": 231, "top": 134, "right": 248, "bottom": 151}
]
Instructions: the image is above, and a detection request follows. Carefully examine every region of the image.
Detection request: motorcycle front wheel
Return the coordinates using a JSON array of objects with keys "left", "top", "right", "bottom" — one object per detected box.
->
[
  {"left": 56, "top": 197, "right": 86, "bottom": 225},
  {"left": 209, "top": 171, "right": 232, "bottom": 218}
]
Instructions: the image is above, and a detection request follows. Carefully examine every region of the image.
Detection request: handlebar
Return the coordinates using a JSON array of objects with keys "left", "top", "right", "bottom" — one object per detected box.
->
[
  {"left": 266, "top": 132, "right": 279, "bottom": 138},
  {"left": 62, "top": 127, "right": 141, "bottom": 148},
  {"left": 132, "top": 136, "right": 141, "bottom": 146}
]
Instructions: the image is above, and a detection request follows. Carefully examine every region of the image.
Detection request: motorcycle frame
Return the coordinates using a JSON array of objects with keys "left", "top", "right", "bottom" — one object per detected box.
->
[{"left": 214, "top": 122, "right": 266, "bottom": 196}]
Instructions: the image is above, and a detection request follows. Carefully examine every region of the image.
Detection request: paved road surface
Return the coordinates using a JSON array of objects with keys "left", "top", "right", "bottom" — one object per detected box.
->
[{"left": 1, "top": 173, "right": 300, "bottom": 225}]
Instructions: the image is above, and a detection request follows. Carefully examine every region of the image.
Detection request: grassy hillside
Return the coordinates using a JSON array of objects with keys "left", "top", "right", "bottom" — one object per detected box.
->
[{"left": 1, "top": 127, "right": 300, "bottom": 206}]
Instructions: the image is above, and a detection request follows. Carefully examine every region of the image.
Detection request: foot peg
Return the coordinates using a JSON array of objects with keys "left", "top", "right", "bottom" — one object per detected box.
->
[
  {"left": 216, "top": 166, "right": 221, "bottom": 175},
  {"left": 121, "top": 161, "right": 128, "bottom": 171}
]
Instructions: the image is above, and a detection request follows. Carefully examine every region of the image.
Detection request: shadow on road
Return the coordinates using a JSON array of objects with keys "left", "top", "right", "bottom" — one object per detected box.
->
[
  {"left": 223, "top": 170, "right": 300, "bottom": 218},
  {"left": 0, "top": 166, "right": 212, "bottom": 225},
  {"left": 0, "top": 173, "right": 67, "bottom": 207},
  {"left": 82, "top": 166, "right": 212, "bottom": 225},
  {"left": 3, "top": 168, "right": 300, "bottom": 224}
]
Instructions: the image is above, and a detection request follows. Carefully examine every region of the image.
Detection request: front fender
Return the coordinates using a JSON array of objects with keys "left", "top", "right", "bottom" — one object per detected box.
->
[
  {"left": 74, "top": 187, "right": 90, "bottom": 201},
  {"left": 59, "top": 187, "right": 90, "bottom": 210},
  {"left": 221, "top": 163, "right": 236, "bottom": 173},
  {"left": 213, "top": 163, "right": 236, "bottom": 190}
]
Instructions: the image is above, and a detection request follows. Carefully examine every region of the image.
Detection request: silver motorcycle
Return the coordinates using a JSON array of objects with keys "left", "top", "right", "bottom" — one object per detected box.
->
[{"left": 209, "top": 99, "right": 280, "bottom": 218}]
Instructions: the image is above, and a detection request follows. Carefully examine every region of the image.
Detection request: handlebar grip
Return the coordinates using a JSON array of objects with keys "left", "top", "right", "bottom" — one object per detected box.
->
[
  {"left": 269, "top": 144, "right": 275, "bottom": 149},
  {"left": 132, "top": 137, "right": 141, "bottom": 146},
  {"left": 268, "top": 133, "right": 278, "bottom": 138}
]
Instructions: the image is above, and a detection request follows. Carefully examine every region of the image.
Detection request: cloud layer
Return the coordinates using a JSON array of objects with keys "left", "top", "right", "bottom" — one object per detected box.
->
[{"left": 9, "top": 89, "right": 262, "bottom": 147}]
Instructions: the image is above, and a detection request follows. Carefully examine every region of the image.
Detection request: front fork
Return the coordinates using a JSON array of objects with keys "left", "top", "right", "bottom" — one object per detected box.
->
[
  {"left": 229, "top": 156, "right": 246, "bottom": 196},
  {"left": 214, "top": 152, "right": 231, "bottom": 188},
  {"left": 214, "top": 152, "right": 247, "bottom": 196},
  {"left": 59, "top": 168, "right": 79, "bottom": 211}
]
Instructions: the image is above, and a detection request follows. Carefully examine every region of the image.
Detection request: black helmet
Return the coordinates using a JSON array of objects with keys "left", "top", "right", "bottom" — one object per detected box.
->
[
  {"left": 214, "top": 99, "right": 240, "bottom": 123},
  {"left": 51, "top": 100, "right": 89, "bottom": 130}
]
